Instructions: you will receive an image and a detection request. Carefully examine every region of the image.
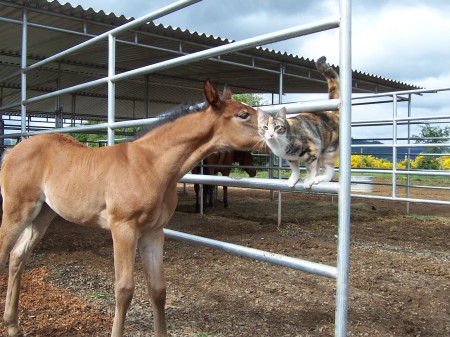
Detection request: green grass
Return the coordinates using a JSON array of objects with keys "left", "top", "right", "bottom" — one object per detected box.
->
[{"left": 90, "top": 291, "right": 112, "bottom": 299}]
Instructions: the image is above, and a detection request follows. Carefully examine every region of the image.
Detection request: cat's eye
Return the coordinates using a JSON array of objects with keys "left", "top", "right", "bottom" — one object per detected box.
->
[
  {"left": 238, "top": 112, "right": 250, "bottom": 120},
  {"left": 274, "top": 125, "right": 285, "bottom": 132},
  {"left": 262, "top": 125, "right": 268, "bottom": 130}
]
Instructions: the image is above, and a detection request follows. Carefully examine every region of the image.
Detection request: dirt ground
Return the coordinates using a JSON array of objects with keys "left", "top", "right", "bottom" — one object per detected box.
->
[{"left": 0, "top": 184, "right": 448, "bottom": 337}]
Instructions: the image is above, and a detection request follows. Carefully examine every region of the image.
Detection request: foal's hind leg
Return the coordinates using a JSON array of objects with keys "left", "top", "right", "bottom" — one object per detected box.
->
[{"left": 2, "top": 204, "right": 56, "bottom": 337}]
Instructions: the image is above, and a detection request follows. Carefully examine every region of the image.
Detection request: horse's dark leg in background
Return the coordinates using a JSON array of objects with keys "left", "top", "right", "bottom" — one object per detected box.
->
[
  {"left": 223, "top": 186, "right": 228, "bottom": 208},
  {"left": 206, "top": 185, "right": 214, "bottom": 208},
  {"left": 194, "top": 183, "right": 214, "bottom": 213},
  {"left": 194, "top": 183, "right": 201, "bottom": 213}
]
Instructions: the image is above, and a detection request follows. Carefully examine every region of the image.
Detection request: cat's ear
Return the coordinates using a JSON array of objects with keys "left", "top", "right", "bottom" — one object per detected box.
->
[
  {"left": 257, "top": 108, "right": 266, "bottom": 122},
  {"left": 204, "top": 80, "right": 222, "bottom": 108},
  {"left": 277, "top": 107, "right": 287, "bottom": 119}
]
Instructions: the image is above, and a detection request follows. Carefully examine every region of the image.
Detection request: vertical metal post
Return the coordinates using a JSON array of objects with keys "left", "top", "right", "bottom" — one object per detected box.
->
[
  {"left": 392, "top": 94, "right": 398, "bottom": 198},
  {"left": 0, "top": 88, "right": 3, "bottom": 148},
  {"left": 200, "top": 160, "right": 204, "bottom": 215},
  {"left": 20, "top": 6, "right": 27, "bottom": 138},
  {"left": 55, "top": 64, "right": 62, "bottom": 128},
  {"left": 406, "top": 94, "right": 412, "bottom": 213},
  {"left": 107, "top": 34, "right": 116, "bottom": 145},
  {"left": 336, "top": 0, "right": 351, "bottom": 336},
  {"left": 277, "top": 64, "right": 285, "bottom": 226},
  {"left": 269, "top": 93, "right": 275, "bottom": 201},
  {"left": 71, "top": 94, "right": 76, "bottom": 127},
  {"left": 144, "top": 75, "right": 150, "bottom": 118}
]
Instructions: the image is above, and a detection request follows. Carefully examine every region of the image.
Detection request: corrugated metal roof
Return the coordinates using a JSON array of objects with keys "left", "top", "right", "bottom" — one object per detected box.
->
[{"left": 0, "top": 0, "right": 421, "bottom": 120}]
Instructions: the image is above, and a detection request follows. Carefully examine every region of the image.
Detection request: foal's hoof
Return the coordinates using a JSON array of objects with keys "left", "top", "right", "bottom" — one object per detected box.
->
[{"left": 7, "top": 327, "right": 24, "bottom": 337}]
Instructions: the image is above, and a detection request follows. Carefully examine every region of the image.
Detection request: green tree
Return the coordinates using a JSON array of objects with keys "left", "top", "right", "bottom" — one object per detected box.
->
[
  {"left": 413, "top": 124, "right": 450, "bottom": 153},
  {"left": 73, "top": 120, "right": 140, "bottom": 147},
  {"left": 232, "top": 93, "right": 266, "bottom": 106},
  {"left": 412, "top": 155, "right": 440, "bottom": 170}
]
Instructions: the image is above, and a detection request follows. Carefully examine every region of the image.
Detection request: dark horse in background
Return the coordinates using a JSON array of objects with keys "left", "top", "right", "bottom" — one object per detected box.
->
[{"left": 192, "top": 150, "right": 256, "bottom": 212}]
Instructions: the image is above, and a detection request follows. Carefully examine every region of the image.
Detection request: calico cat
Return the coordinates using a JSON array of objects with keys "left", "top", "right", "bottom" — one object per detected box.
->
[{"left": 257, "top": 56, "right": 340, "bottom": 188}]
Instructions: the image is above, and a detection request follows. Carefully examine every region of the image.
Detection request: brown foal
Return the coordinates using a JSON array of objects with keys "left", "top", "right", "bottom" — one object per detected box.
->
[{"left": 0, "top": 80, "right": 262, "bottom": 337}]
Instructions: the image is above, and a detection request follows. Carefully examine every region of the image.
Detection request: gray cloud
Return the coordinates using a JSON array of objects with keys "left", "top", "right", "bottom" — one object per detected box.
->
[{"left": 69, "top": 0, "right": 449, "bottom": 89}]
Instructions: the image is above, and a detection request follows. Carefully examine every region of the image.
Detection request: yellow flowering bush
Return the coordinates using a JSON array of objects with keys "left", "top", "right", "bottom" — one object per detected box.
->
[
  {"left": 349, "top": 155, "right": 392, "bottom": 169},
  {"left": 439, "top": 155, "right": 450, "bottom": 170},
  {"left": 339, "top": 154, "right": 449, "bottom": 170}
]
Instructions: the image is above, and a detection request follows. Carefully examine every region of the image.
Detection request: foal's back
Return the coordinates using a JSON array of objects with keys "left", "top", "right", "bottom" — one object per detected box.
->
[{"left": 1, "top": 134, "right": 136, "bottom": 228}]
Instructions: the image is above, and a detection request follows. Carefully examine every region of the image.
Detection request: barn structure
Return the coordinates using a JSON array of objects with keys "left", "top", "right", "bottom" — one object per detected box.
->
[{"left": 0, "top": 0, "right": 418, "bottom": 139}]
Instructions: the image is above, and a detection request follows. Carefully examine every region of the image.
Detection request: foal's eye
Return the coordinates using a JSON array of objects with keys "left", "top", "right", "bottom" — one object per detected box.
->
[{"left": 238, "top": 112, "right": 250, "bottom": 120}]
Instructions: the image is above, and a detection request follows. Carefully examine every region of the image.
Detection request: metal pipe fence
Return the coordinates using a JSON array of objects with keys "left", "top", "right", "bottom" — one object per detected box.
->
[{"left": 1, "top": 0, "right": 355, "bottom": 336}]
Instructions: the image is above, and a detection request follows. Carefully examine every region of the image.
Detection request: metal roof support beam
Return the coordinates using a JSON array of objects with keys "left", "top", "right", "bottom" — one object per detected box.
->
[
  {"left": 21, "top": 18, "right": 340, "bottom": 107},
  {"left": 25, "top": 0, "right": 202, "bottom": 73}
]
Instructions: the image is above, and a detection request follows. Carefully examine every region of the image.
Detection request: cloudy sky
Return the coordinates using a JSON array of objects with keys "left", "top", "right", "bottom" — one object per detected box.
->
[{"left": 67, "top": 0, "right": 450, "bottom": 139}]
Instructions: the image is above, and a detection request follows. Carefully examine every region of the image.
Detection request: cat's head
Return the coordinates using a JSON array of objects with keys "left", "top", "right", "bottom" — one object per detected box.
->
[{"left": 257, "top": 107, "right": 288, "bottom": 141}]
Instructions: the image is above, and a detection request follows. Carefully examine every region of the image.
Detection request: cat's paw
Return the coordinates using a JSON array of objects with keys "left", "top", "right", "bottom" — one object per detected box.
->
[
  {"left": 303, "top": 178, "right": 315, "bottom": 189},
  {"left": 312, "top": 176, "right": 323, "bottom": 185},
  {"left": 288, "top": 176, "right": 299, "bottom": 187},
  {"left": 304, "top": 176, "right": 325, "bottom": 188}
]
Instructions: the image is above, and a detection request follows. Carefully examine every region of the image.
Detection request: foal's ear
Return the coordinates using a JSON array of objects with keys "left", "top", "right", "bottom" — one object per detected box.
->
[
  {"left": 221, "top": 85, "right": 232, "bottom": 100},
  {"left": 204, "top": 80, "right": 222, "bottom": 108}
]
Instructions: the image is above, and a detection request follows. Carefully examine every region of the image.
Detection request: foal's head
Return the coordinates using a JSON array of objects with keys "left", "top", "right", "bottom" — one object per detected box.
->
[{"left": 204, "top": 80, "right": 261, "bottom": 151}]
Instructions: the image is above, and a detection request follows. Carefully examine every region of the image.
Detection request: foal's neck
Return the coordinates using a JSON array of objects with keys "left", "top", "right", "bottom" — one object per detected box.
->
[{"left": 135, "top": 110, "right": 220, "bottom": 181}]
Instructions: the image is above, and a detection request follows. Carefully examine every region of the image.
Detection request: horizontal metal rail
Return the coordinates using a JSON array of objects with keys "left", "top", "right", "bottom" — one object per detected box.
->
[
  {"left": 353, "top": 114, "right": 450, "bottom": 126},
  {"left": 351, "top": 143, "right": 450, "bottom": 148},
  {"left": 180, "top": 174, "right": 340, "bottom": 194},
  {"left": 179, "top": 174, "right": 448, "bottom": 205},
  {"left": 350, "top": 168, "right": 450, "bottom": 177},
  {"left": 111, "top": 18, "right": 340, "bottom": 83},
  {"left": 351, "top": 194, "right": 450, "bottom": 206},
  {"left": 1, "top": 95, "right": 339, "bottom": 138},
  {"left": 352, "top": 86, "right": 450, "bottom": 99},
  {"left": 164, "top": 228, "right": 338, "bottom": 279},
  {"left": 263, "top": 99, "right": 340, "bottom": 114}
]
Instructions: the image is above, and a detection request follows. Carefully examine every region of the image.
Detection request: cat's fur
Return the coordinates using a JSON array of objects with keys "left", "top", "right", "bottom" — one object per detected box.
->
[{"left": 257, "top": 56, "right": 340, "bottom": 188}]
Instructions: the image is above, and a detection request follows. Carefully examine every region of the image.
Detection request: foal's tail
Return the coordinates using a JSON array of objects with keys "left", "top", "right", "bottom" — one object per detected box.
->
[{"left": 315, "top": 56, "right": 340, "bottom": 105}]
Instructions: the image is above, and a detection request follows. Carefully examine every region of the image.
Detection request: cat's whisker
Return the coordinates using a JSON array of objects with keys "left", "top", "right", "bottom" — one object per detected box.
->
[{"left": 253, "top": 138, "right": 267, "bottom": 151}]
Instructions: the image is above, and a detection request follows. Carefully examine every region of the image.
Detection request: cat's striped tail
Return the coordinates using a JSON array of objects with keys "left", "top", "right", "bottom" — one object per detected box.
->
[{"left": 316, "top": 56, "right": 340, "bottom": 103}]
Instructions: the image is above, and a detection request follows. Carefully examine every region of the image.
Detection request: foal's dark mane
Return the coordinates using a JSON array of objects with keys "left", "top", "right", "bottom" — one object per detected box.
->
[{"left": 136, "top": 101, "right": 209, "bottom": 139}]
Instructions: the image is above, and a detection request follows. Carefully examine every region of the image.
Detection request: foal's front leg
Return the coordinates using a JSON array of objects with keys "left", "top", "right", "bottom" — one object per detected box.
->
[
  {"left": 110, "top": 224, "right": 138, "bottom": 337},
  {"left": 138, "top": 230, "right": 167, "bottom": 337}
]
